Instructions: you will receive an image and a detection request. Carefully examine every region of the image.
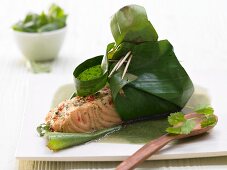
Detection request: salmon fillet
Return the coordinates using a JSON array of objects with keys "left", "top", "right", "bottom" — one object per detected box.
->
[{"left": 45, "top": 87, "right": 122, "bottom": 133}]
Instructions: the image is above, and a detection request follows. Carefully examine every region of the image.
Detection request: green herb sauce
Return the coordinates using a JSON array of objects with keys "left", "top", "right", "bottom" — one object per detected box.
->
[{"left": 77, "top": 65, "right": 103, "bottom": 81}]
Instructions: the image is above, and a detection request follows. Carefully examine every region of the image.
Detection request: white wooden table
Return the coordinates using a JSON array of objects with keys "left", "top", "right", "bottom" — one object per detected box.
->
[{"left": 0, "top": 0, "right": 227, "bottom": 169}]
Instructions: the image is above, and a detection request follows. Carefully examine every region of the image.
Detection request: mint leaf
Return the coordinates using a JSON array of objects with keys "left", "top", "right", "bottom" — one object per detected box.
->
[
  {"left": 201, "top": 114, "right": 217, "bottom": 128},
  {"left": 195, "top": 106, "right": 214, "bottom": 115},
  {"left": 166, "top": 119, "right": 196, "bottom": 135},
  {"left": 168, "top": 112, "right": 185, "bottom": 126}
]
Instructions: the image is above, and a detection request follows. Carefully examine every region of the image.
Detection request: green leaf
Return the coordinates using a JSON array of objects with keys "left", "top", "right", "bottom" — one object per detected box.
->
[
  {"left": 37, "top": 123, "right": 51, "bottom": 137},
  {"left": 166, "top": 127, "right": 182, "bottom": 135},
  {"left": 73, "top": 55, "right": 108, "bottom": 96},
  {"left": 201, "top": 114, "right": 217, "bottom": 128},
  {"left": 37, "top": 23, "right": 59, "bottom": 32},
  {"left": 110, "top": 5, "right": 158, "bottom": 45},
  {"left": 70, "top": 92, "right": 77, "bottom": 99},
  {"left": 109, "top": 71, "right": 137, "bottom": 99},
  {"left": 12, "top": 4, "right": 67, "bottom": 33},
  {"left": 166, "top": 119, "right": 196, "bottom": 135},
  {"left": 114, "top": 86, "right": 180, "bottom": 121},
  {"left": 106, "top": 42, "right": 116, "bottom": 60},
  {"left": 109, "top": 40, "right": 194, "bottom": 121},
  {"left": 46, "top": 125, "right": 122, "bottom": 151},
  {"left": 168, "top": 112, "right": 185, "bottom": 126},
  {"left": 27, "top": 60, "right": 52, "bottom": 73},
  {"left": 48, "top": 3, "right": 66, "bottom": 19},
  {"left": 110, "top": 42, "right": 134, "bottom": 60},
  {"left": 181, "top": 119, "right": 196, "bottom": 134},
  {"left": 195, "top": 106, "right": 214, "bottom": 115}
]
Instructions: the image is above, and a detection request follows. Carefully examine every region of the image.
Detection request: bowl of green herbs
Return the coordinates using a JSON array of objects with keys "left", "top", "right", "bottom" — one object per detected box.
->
[{"left": 12, "top": 4, "right": 67, "bottom": 62}]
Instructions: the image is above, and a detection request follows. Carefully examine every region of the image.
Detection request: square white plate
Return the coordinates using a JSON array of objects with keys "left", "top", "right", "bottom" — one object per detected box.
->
[{"left": 15, "top": 70, "right": 227, "bottom": 161}]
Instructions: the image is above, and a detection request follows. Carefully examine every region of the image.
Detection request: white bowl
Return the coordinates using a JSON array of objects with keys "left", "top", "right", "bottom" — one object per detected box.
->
[{"left": 13, "top": 27, "right": 66, "bottom": 61}]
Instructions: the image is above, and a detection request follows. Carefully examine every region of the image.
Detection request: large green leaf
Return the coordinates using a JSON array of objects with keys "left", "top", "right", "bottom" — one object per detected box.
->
[
  {"left": 73, "top": 55, "right": 108, "bottom": 96},
  {"left": 109, "top": 40, "right": 194, "bottom": 121},
  {"left": 109, "top": 71, "right": 137, "bottom": 99},
  {"left": 110, "top": 5, "right": 158, "bottom": 45},
  {"left": 46, "top": 125, "right": 122, "bottom": 151},
  {"left": 108, "top": 42, "right": 135, "bottom": 60}
]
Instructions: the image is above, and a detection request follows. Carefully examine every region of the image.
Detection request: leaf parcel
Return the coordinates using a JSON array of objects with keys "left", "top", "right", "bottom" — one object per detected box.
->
[{"left": 109, "top": 40, "right": 194, "bottom": 121}]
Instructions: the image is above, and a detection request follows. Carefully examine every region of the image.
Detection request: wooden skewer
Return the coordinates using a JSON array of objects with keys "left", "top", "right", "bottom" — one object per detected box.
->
[
  {"left": 109, "top": 60, "right": 127, "bottom": 63},
  {"left": 108, "top": 51, "right": 131, "bottom": 78},
  {"left": 121, "top": 54, "right": 132, "bottom": 79},
  {"left": 108, "top": 57, "right": 123, "bottom": 78},
  {"left": 116, "top": 51, "right": 131, "bottom": 71}
]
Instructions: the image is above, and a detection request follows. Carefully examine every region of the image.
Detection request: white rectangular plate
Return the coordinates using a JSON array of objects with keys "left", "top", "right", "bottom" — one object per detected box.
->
[{"left": 15, "top": 70, "right": 227, "bottom": 161}]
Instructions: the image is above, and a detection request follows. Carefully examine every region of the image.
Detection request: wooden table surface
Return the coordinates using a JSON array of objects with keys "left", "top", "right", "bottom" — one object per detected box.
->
[{"left": 0, "top": 0, "right": 227, "bottom": 169}]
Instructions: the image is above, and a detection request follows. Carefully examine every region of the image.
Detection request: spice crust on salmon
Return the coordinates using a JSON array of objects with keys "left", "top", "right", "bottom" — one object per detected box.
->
[{"left": 45, "top": 87, "right": 122, "bottom": 133}]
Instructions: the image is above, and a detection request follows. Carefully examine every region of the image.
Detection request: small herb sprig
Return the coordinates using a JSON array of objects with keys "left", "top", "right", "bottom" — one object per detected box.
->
[
  {"left": 166, "top": 106, "right": 217, "bottom": 135},
  {"left": 37, "top": 123, "right": 51, "bottom": 137}
]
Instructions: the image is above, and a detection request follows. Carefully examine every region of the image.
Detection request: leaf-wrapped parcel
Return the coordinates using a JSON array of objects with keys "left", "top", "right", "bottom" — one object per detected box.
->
[
  {"left": 73, "top": 4, "right": 194, "bottom": 122},
  {"left": 109, "top": 40, "right": 194, "bottom": 121},
  {"left": 107, "top": 5, "right": 194, "bottom": 121}
]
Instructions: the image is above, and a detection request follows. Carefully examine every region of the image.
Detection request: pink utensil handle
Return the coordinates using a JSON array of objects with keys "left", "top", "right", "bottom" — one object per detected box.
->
[{"left": 116, "top": 134, "right": 174, "bottom": 170}]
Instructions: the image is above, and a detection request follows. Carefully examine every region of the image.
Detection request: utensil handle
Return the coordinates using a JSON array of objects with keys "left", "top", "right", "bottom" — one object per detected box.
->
[{"left": 116, "top": 134, "right": 174, "bottom": 170}]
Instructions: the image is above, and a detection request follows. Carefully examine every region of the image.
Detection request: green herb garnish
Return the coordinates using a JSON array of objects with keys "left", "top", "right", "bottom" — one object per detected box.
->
[
  {"left": 37, "top": 123, "right": 51, "bottom": 137},
  {"left": 195, "top": 105, "right": 217, "bottom": 128},
  {"left": 166, "top": 106, "right": 217, "bottom": 135},
  {"left": 78, "top": 65, "right": 103, "bottom": 81},
  {"left": 195, "top": 105, "right": 214, "bottom": 115},
  {"left": 12, "top": 4, "right": 67, "bottom": 33}
]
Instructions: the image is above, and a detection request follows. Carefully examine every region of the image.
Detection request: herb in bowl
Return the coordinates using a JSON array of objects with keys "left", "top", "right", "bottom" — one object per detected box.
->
[{"left": 12, "top": 4, "right": 67, "bottom": 33}]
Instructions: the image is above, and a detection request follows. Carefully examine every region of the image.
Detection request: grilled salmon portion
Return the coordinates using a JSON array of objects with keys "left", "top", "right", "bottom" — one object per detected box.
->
[{"left": 45, "top": 87, "right": 122, "bottom": 133}]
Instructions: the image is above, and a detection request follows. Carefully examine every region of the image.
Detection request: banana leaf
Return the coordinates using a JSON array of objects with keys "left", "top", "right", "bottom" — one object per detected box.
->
[
  {"left": 110, "top": 5, "right": 158, "bottom": 45},
  {"left": 109, "top": 40, "right": 194, "bottom": 121},
  {"left": 45, "top": 125, "right": 122, "bottom": 151},
  {"left": 73, "top": 55, "right": 108, "bottom": 96}
]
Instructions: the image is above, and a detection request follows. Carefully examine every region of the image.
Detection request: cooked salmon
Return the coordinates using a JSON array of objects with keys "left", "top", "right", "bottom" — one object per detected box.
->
[{"left": 45, "top": 87, "right": 122, "bottom": 133}]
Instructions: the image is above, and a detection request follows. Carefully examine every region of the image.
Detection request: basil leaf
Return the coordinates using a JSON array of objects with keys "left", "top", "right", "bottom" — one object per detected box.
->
[
  {"left": 38, "top": 23, "right": 60, "bottom": 32},
  {"left": 12, "top": 4, "right": 67, "bottom": 33}
]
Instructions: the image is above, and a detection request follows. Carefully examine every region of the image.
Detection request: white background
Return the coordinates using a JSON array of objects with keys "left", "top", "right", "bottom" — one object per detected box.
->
[{"left": 0, "top": 0, "right": 227, "bottom": 169}]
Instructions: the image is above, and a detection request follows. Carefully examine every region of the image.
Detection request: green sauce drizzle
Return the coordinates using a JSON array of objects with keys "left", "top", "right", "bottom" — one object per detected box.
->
[{"left": 78, "top": 65, "right": 103, "bottom": 81}]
